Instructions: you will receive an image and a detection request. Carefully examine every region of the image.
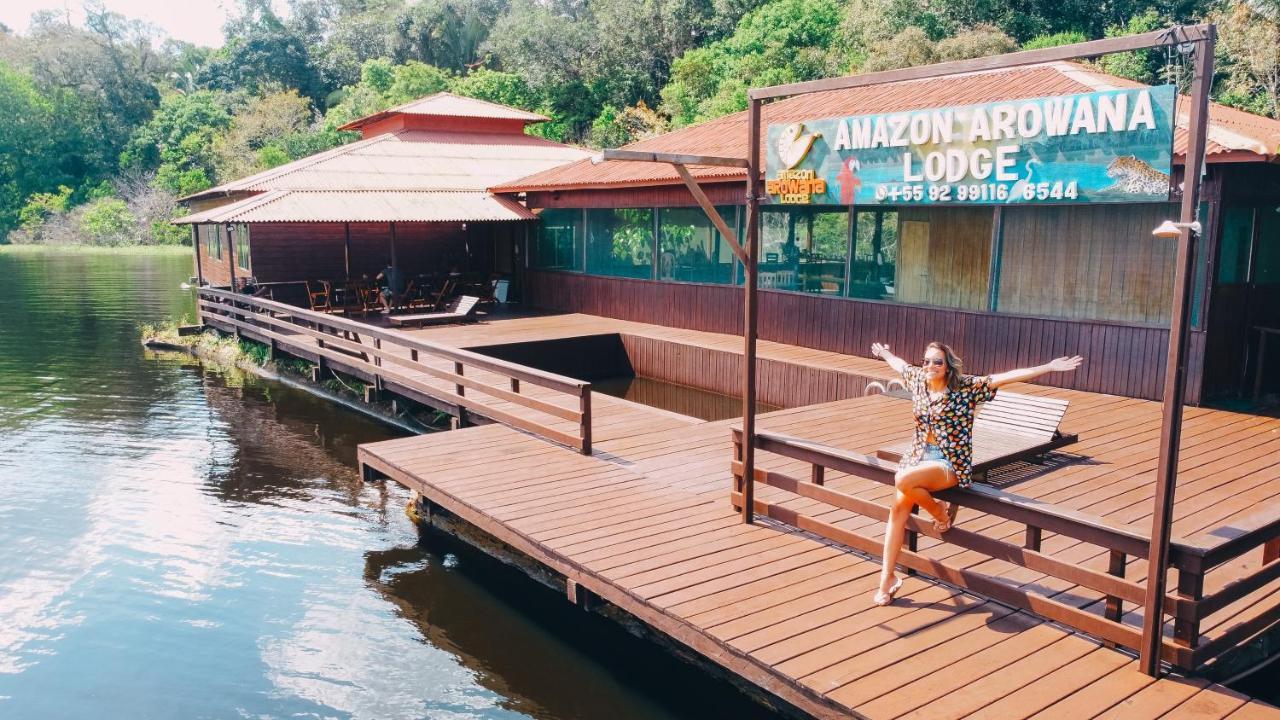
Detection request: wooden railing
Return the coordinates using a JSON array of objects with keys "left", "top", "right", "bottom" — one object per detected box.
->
[
  {"left": 197, "top": 287, "right": 593, "bottom": 454},
  {"left": 731, "top": 428, "right": 1280, "bottom": 672}
]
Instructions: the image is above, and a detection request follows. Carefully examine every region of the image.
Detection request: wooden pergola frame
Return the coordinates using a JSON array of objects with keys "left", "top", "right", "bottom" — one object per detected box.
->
[{"left": 596, "top": 23, "right": 1216, "bottom": 678}]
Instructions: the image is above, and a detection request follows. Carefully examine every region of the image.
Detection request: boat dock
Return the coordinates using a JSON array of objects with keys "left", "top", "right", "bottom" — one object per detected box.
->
[{"left": 197, "top": 289, "right": 1280, "bottom": 719}]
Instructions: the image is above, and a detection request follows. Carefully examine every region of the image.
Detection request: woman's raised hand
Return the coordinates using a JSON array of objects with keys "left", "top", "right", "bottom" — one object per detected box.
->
[
  {"left": 871, "top": 342, "right": 890, "bottom": 359},
  {"left": 1048, "top": 355, "right": 1084, "bottom": 372}
]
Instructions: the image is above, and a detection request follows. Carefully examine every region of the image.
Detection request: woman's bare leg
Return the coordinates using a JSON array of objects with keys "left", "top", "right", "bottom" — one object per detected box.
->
[{"left": 878, "top": 464, "right": 957, "bottom": 597}]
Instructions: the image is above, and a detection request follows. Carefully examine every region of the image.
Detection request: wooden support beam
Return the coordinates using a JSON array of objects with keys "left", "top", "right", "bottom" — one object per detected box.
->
[
  {"left": 1141, "top": 28, "right": 1215, "bottom": 677},
  {"left": 672, "top": 163, "right": 748, "bottom": 264}
]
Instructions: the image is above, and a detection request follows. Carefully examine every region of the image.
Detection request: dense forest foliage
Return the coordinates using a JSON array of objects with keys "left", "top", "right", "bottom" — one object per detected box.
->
[{"left": 0, "top": 0, "right": 1276, "bottom": 244}]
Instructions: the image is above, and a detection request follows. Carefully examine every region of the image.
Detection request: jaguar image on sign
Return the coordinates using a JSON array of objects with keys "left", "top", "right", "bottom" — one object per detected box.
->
[{"left": 764, "top": 85, "right": 1176, "bottom": 206}]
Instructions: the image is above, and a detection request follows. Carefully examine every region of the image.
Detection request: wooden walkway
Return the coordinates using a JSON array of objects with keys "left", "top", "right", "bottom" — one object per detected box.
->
[{"left": 352, "top": 311, "right": 1280, "bottom": 720}]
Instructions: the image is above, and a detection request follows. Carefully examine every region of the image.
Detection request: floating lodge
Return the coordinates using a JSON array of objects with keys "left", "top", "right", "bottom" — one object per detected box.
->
[{"left": 179, "top": 32, "right": 1280, "bottom": 720}]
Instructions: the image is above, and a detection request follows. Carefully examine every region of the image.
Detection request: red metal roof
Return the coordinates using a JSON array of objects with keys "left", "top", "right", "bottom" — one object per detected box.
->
[
  {"left": 493, "top": 63, "right": 1280, "bottom": 193},
  {"left": 185, "top": 129, "right": 587, "bottom": 202},
  {"left": 174, "top": 190, "right": 536, "bottom": 224},
  {"left": 339, "top": 92, "right": 549, "bottom": 132}
]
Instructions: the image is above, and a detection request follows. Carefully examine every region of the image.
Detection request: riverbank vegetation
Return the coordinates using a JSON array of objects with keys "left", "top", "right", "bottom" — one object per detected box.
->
[{"left": 2, "top": 0, "right": 1277, "bottom": 245}]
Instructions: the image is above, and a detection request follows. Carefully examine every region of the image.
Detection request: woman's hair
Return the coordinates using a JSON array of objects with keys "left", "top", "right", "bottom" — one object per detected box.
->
[{"left": 926, "top": 341, "right": 965, "bottom": 391}]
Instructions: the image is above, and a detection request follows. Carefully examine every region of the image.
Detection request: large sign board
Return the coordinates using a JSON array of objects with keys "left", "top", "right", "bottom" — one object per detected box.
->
[{"left": 765, "top": 85, "right": 1176, "bottom": 206}]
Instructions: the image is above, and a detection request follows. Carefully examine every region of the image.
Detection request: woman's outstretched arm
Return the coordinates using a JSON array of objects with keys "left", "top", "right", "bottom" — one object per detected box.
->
[
  {"left": 989, "top": 356, "right": 1084, "bottom": 388},
  {"left": 870, "top": 342, "right": 910, "bottom": 376}
]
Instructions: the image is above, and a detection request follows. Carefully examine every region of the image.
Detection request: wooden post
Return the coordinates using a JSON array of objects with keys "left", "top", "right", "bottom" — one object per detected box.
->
[
  {"left": 389, "top": 222, "right": 397, "bottom": 269},
  {"left": 1141, "top": 28, "right": 1215, "bottom": 677},
  {"left": 1173, "top": 567, "right": 1204, "bottom": 648},
  {"left": 224, "top": 223, "right": 237, "bottom": 291},
  {"left": 579, "top": 388, "right": 593, "bottom": 455},
  {"left": 191, "top": 225, "right": 204, "bottom": 323},
  {"left": 741, "top": 97, "right": 762, "bottom": 524},
  {"left": 454, "top": 361, "right": 465, "bottom": 397},
  {"left": 1024, "top": 525, "right": 1042, "bottom": 551},
  {"left": 344, "top": 223, "right": 352, "bottom": 282}
]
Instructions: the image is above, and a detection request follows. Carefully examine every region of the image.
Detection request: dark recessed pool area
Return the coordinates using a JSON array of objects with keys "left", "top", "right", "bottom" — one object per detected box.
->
[{"left": 469, "top": 334, "right": 779, "bottom": 422}]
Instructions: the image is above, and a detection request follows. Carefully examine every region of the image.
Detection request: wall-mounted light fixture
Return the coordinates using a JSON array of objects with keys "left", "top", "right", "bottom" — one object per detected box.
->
[{"left": 1152, "top": 219, "right": 1201, "bottom": 239}]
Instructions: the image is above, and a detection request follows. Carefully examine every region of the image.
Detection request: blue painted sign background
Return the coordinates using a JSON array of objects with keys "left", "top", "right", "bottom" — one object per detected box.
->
[{"left": 764, "top": 85, "right": 1176, "bottom": 206}]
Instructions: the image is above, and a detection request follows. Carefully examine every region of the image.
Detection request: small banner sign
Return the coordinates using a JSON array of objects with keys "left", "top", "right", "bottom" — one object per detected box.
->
[{"left": 765, "top": 85, "right": 1176, "bottom": 206}]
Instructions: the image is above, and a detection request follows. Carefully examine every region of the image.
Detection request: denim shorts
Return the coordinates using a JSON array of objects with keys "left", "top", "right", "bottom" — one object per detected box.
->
[{"left": 917, "top": 443, "right": 955, "bottom": 472}]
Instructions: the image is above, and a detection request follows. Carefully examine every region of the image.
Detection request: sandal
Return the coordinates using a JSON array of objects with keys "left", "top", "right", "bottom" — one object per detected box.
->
[
  {"left": 872, "top": 575, "right": 903, "bottom": 607},
  {"left": 934, "top": 501, "right": 959, "bottom": 533}
]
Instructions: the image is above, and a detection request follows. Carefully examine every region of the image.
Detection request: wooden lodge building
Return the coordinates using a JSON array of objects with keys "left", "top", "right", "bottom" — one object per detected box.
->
[
  {"left": 492, "top": 62, "right": 1280, "bottom": 405},
  {"left": 175, "top": 93, "right": 589, "bottom": 305}
]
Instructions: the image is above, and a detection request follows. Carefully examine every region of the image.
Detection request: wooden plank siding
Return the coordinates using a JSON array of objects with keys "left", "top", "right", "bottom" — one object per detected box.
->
[
  {"left": 525, "top": 270, "right": 1205, "bottom": 403},
  {"left": 998, "top": 203, "right": 1177, "bottom": 324}
]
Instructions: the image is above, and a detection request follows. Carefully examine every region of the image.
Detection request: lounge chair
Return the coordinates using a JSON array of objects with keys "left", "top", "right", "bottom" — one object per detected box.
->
[
  {"left": 387, "top": 295, "right": 481, "bottom": 328},
  {"left": 875, "top": 391, "right": 1077, "bottom": 482}
]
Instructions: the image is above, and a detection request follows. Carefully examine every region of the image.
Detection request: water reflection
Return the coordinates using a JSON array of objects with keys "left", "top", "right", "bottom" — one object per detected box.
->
[{"left": 0, "top": 250, "right": 777, "bottom": 719}]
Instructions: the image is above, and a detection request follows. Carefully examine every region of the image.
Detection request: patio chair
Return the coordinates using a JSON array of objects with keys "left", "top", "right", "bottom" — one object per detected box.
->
[
  {"left": 305, "top": 280, "right": 332, "bottom": 313},
  {"left": 390, "top": 278, "right": 418, "bottom": 312},
  {"left": 875, "top": 391, "right": 1077, "bottom": 482},
  {"left": 426, "top": 278, "right": 456, "bottom": 311},
  {"left": 388, "top": 295, "right": 481, "bottom": 328}
]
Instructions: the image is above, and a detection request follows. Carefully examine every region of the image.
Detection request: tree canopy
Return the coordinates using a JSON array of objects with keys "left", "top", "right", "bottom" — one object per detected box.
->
[{"left": 0, "top": 0, "right": 1275, "bottom": 244}]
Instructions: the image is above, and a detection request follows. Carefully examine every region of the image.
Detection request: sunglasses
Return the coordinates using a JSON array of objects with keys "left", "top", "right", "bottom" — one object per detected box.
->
[{"left": 922, "top": 358, "right": 946, "bottom": 367}]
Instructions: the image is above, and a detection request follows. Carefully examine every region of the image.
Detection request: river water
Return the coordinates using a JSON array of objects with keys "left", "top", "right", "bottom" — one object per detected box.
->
[{"left": 0, "top": 249, "right": 774, "bottom": 720}]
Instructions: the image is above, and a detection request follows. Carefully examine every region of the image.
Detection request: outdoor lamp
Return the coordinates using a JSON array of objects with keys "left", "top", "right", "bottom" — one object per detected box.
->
[{"left": 1152, "top": 220, "right": 1201, "bottom": 239}]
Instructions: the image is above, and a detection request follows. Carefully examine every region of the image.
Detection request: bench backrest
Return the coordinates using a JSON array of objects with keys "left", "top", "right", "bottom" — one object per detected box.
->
[{"left": 973, "top": 391, "right": 1070, "bottom": 441}]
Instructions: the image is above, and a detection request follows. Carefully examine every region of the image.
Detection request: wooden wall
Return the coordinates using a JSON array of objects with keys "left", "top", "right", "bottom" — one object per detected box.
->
[
  {"left": 527, "top": 270, "right": 1205, "bottom": 403},
  {"left": 896, "top": 207, "right": 992, "bottom": 310},
  {"left": 998, "top": 203, "right": 1176, "bottom": 324},
  {"left": 195, "top": 224, "right": 234, "bottom": 286},
  {"left": 526, "top": 182, "right": 743, "bottom": 209}
]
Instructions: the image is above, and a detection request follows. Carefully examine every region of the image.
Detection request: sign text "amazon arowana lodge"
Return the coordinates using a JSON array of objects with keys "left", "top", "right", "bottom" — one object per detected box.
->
[{"left": 765, "top": 85, "right": 1176, "bottom": 206}]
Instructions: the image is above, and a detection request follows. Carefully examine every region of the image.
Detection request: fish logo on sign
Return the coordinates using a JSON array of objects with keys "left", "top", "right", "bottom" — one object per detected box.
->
[{"left": 775, "top": 123, "right": 821, "bottom": 169}]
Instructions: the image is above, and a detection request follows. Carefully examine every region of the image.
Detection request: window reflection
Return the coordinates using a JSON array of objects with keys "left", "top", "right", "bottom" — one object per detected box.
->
[
  {"left": 657, "top": 207, "right": 736, "bottom": 284},
  {"left": 586, "top": 209, "right": 654, "bottom": 279},
  {"left": 760, "top": 207, "right": 848, "bottom": 295}
]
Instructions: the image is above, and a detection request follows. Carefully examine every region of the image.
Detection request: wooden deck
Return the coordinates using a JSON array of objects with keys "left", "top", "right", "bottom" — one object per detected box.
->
[{"left": 349, "top": 310, "right": 1280, "bottom": 720}]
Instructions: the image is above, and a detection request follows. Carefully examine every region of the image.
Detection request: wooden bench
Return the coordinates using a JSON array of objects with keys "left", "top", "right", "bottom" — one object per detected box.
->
[
  {"left": 388, "top": 295, "right": 481, "bottom": 328},
  {"left": 875, "top": 390, "right": 1077, "bottom": 481}
]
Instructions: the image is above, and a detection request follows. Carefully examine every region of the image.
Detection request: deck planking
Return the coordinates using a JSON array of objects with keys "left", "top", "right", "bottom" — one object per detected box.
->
[{"left": 346, "top": 311, "right": 1280, "bottom": 719}]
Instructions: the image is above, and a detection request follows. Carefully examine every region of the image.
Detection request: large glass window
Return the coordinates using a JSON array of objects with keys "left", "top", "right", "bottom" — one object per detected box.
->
[
  {"left": 531, "top": 209, "right": 583, "bottom": 271},
  {"left": 760, "top": 207, "right": 849, "bottom": 295},
  {"left": 1218, "top": 207, "right": 1253, "bottom": 284},
  {"left": 235, "top": 224, "right": 251, "bottom": 271},
  {"left": 1257, "top": 205, "right": 1280, "bottom": 285},
  {"left": 204, "top": 224, "right": 222, "bottom": 260},
  {"left": 850, "top": 210, "right": 898, "bottom": 300},
  {"left": 586, "top": 208, "right": 654, "bottom": 279},
  {"left": 658, "top": 206, "right": 736, "bottom": 284}
]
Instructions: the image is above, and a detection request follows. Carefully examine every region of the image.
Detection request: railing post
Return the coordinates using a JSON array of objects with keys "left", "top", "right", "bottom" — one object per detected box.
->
[
  {"left": 1025, "top": 525, "right": 1042, "bottom": 551},
  {"left": 1104, "top": 550, "right": 1127, "bottom": 648},
  {"left": 579, "top": 386, "right": 592, "bottom": 455},
  {"left": 1173, "top": 567, "right": 1204, "bottom": 648},
  {"left": 511, "top": 377, "right": 521, "bottom": 393},
  {"left": 454, "top": 362, "right": 465, "bottom": 397},
  {"left": 811, "top": 465, "right": 825, "bottom": 486},
  {"left": 1265, "top": 538, "right": 1280, "bottom": 565}
]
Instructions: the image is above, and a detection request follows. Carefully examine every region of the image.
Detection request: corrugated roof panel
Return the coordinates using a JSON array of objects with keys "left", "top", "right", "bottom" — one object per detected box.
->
[
  {"left": 494, "top": 63, "right": 1280, "bottom": 193},
  {"left": 175, "top": 190, "right": 535, "bottom": 224},
  {"left": 184, "top": 128, "right": 589, "bottom": 201}
]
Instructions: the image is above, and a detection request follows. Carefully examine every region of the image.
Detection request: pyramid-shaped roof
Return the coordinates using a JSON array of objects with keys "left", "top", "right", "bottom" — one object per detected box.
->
[{"left": 339, "top": 92, "right": 549, "bottom": 132}]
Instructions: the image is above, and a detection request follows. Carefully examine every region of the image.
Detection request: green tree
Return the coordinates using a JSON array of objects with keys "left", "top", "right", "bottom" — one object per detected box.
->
[
  {"left": 450, "top": 67, "right": 538, "bottom": 109},
  {"left": 200, "top": 2, "right": 325, "bottom": 102},
  {"left": 1213, "top": 0, "right": 1280, "bottom": 118},
  {"left": 0, "top": 64, "right": 79, "bottom": 236},
  {"left": 660, "top": 0, "right": 843, "bottom": 127},
  {"left": 121, "top": 90, "right": 234, "bottom": 194},
  {"left": 214, "top": 89, "right": 315, "bottom": 181},
  {"left": 77, "top": 197, "right": 136, "bottom": 246}
]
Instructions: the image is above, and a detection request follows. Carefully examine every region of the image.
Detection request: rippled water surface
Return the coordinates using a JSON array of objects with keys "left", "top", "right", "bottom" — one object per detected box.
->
[{"left": 0, "top": 250, "right": 774, "bottom": 720}]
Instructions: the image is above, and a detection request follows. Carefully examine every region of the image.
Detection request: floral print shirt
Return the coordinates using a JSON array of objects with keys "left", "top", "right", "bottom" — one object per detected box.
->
[{"left": 901, "top": 365, "right": 998, "bottom": 487}]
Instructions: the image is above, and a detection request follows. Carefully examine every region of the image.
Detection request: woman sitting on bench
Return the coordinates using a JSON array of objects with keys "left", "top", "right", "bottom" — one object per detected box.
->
[{"left": 868, "top": 341, "right": 1083, "bottom": 607}]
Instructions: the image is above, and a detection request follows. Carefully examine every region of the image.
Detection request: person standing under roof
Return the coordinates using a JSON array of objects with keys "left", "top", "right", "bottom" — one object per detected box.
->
[{"left": 868, "top": 341, "right": 1083, "bottom": 606}]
